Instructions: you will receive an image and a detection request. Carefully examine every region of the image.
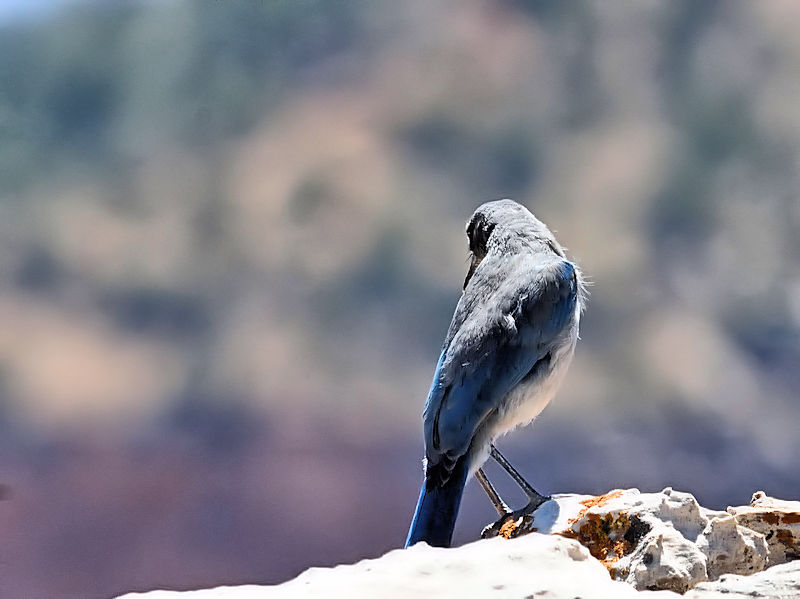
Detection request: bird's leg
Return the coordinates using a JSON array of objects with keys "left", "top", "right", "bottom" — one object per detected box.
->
[
  {"left": 475, "top": 468, "right": 511, "bottom": 517},
  {"left": 480, "top": 444, "right": 552, "bottom": 539},
  {"left": 489, "top": 444, "right": 550, "bottom": 509}
]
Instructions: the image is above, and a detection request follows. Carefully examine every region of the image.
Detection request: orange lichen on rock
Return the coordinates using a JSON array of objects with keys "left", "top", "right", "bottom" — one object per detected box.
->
[
  {"left": 578, "top": 490, "right": 626, "bottom": 510},
  {"left": 781, "top": 513, "right": 800, "bottom": 525},
  {"left": 564, "top": 490, "right": 627, "bottom": 530},
  {"left": 560, "top": 511, "right": 647, "bottom": 576},
  {"left": 550, "top": 491, "right": 649, "bottom": 576},
  {"left": 497, "top": 515, "right": 536, "bottom": 539}
]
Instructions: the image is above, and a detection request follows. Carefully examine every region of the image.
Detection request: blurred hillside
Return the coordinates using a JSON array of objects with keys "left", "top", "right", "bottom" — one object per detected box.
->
[{"left": 1, "top": 1, "right": 799, "bottom": 598}]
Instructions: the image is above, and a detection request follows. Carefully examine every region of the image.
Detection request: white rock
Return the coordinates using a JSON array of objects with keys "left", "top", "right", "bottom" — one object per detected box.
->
[
  {"left": 115, "top": 489, "right": 799, "bottom": 599},
  {"left": 614, "top": 517, "right": 707, "bottom": 593},
  {"left": 686, "top": 560, "right": 800, "bottom": 598},
  {"left": 489, "top": 488, "right": 769, "bottom": 592},
  {"left": 697, "top": 514, "right": 768, "bottom": 579},
  {"left": 728, "top": 491, "right": 800, "bottom": 566},
  {"left": 116, "top": 534, "right": 677, "bottom": 599},
  {"left": 654, "top": 487, "right": 708, "bottom": 540}
]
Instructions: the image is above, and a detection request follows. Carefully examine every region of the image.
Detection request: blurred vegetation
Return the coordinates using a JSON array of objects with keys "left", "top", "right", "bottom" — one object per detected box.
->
[
  {"left": 1, "top": 0, "right": 798, "bottom": 464},
  {"left": 0, "top": 0, "right": 798, "bottom": 466},
  {"left": 0, "top": 1, "right": 364, "bottom": 192}
]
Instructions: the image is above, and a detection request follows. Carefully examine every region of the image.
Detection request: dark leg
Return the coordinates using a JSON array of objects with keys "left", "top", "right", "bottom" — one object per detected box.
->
[
  {"left": 480, "top": 447, "right": 552, "bottom": 539},
  {"left": 490, "top": 444, "right": 550, "bottom": 508},
  {"left": 475, "top": 468, "right": 511, "bottom": 517}
]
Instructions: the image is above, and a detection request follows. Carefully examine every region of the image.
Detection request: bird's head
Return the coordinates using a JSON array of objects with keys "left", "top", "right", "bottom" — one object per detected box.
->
[{"left": 463, "top": 199, "right": 562, "bottom": 289}]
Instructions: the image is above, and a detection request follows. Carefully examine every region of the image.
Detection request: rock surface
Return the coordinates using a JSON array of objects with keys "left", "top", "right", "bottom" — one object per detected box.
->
[
  {"left": 117, "top": 534, "right": 675, "bottom": 599},
  {"left": 687, "top": 560, "right": 800, "bottom": 598},
  {"left": 116, "top": 489, "right": 799, "bottom": 599},
  {"left": 728, "top": 492, "right": 800, "bottom": 566},
  {"left": 485, "top": 488, "right": 771, "bottom": 592}
]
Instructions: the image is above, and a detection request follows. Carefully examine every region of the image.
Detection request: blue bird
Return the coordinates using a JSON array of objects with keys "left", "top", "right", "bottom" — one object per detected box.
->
[{"left": 405, "top": 199, "right": 585, "bottom": 548}]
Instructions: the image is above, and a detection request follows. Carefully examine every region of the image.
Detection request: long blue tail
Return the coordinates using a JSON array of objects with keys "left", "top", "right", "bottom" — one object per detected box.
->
[{"left": 404, "top": 457, "right": 469, "bottom": 548}]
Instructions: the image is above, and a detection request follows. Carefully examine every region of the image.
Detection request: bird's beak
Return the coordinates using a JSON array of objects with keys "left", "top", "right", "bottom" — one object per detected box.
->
[{"left": 463, "top": 253, "right": 480, "bottom": 290}]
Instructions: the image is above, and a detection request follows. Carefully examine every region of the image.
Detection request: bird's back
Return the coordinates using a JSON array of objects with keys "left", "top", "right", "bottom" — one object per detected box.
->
[{"left": 406, "top": 199, "right": 584, "bottom": 548}]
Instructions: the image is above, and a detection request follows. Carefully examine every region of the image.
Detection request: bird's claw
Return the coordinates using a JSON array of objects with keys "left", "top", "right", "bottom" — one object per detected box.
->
[{"left": 480, "top": 495, "right": 551, "bottom": 540}]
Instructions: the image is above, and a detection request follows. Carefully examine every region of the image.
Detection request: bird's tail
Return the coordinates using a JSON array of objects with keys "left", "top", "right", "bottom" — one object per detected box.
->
[{"left": 404, "top": 456, "right": 469, "bottom": 548}]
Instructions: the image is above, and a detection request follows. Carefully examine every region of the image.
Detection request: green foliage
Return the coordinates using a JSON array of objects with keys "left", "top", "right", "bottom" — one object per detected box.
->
[{"left": 0, "top": 0, "right": 363, "bottom": 192}]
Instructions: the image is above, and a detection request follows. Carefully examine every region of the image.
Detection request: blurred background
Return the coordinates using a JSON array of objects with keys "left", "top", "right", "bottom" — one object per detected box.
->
[{"left": 1, "top": 0, "right": 799, "bottom": 597}]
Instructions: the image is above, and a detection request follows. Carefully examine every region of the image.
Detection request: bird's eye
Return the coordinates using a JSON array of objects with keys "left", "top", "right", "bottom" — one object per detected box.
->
[{"left": 472, "top": 222, "right": 494, "bottom": 255}]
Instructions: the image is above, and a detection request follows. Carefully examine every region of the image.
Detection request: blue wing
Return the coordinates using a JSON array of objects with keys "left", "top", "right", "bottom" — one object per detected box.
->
[{"left": 422, "top": 258, "right": 578, "bottom": 484}]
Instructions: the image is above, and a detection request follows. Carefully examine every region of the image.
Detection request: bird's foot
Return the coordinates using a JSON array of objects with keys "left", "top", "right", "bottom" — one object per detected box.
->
[{"left": 480, "top": 494, "right": 551, "bottom": 540}]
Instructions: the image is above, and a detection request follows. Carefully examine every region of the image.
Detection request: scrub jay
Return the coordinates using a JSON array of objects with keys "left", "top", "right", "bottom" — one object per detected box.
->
[{"left": 405, "top": 199, "right": 585, "bottom": 548}]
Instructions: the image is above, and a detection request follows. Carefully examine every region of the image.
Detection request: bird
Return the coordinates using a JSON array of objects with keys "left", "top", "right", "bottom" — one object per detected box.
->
[{"left": 405, "top": 199, "right": 585, "bottom": 548}]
